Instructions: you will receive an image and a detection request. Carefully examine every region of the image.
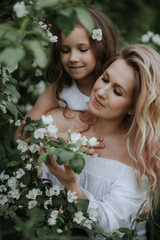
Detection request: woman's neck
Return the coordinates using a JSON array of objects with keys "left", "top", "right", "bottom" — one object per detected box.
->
[{"left": 93, "top": 117, "right": 126, "bottom": 139}]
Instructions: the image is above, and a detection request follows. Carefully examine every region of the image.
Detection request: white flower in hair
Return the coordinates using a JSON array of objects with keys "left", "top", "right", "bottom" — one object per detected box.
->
[
  {"left": 49, "top": 35, "right": 58, "bottom": 43},
  {"left": 92, "top": 29, "right": 102, "bottom": 41}
]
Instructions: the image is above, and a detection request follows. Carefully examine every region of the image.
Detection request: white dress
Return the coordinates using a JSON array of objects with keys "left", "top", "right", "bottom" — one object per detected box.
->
[
  {"left": 58, "top": 81, "right": 90, "bottom": 110},
  {"left": 42, "top": 154, "right": 148, "bottom": 238}
]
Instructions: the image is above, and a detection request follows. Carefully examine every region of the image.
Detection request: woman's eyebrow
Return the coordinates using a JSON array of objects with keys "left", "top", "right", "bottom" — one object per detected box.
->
[{"left": 105, "top": 70, "right": 127, "bottom": 94}]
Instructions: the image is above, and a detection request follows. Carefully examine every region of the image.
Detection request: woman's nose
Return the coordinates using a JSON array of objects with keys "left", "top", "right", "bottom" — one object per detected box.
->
[{"left": 97, "top": 86, "right": 109, "bottom": 99}]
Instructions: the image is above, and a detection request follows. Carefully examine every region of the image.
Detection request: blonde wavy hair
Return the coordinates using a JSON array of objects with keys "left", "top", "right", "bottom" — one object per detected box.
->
[{"left": 118, "top": 44, "right": 160, "bottom": 212}]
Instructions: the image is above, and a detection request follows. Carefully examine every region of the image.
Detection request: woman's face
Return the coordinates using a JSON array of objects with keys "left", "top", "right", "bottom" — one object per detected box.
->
[{"left": 89, "top": 59, "right": 135, "bottom": 121}]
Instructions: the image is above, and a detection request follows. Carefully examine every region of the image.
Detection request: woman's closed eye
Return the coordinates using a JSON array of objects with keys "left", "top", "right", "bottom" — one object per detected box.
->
[
  {"left": 61, "top": 49, "right": 70, "bottom": 54},
  {"left": 101, "top": 77, "right": 109, "bottom": 83},
  {"left": 113, "top": 89, "right": 122, "bottom": 96}
]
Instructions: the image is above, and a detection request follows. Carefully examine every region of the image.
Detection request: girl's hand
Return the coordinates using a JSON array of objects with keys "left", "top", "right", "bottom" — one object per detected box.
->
[{"left": 14, "top": 120, "right": 32, "bottom": 145}]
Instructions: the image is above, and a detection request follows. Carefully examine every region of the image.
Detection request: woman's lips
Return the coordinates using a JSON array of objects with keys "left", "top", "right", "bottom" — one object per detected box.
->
[{"left": 93, "top": 97, "right": 105, "bottom": 107}]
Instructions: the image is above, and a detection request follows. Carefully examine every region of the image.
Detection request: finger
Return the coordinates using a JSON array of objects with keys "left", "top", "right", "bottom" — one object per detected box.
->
[
  {"left": 73, "top": 125, "right": 90, "bottom": 133},
  {"left": 92, "top": 143, "right": 105, "bottom": 149}
]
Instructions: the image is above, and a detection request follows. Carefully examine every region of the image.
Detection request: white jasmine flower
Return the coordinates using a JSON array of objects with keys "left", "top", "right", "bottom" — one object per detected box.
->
[
  {"left": 88, "top": 209, "right": 98, "bottom": 221},
  {"left": 73, "top": 211, "right": 84, "bottom": 224},
  {"left": 49, "top": 35, "right": 58, "bottom": 43},
  {"left": 38, "top": 21, "right": 43, "bottom": 26},
  {"left": 28, "top": 200, "right": 37, "bottom": 209},
  {"left": 15, "top": 119, "right": 21, "bottom": 126},
  {"left": 47, "top": 29, "right": 53, "bottom": 38},
  {"left": 50, "top": 210, "right": 58, "bottom": 218},
  {"left": 57, "top": 228, "right": 63, "bottom": 233},
  {"left": 41, "top": 24, "right": 47, "bottom": 30},
  {"left": 82, "top": 218, "right": 92, "bottom": 229},
  {"left": 34, "top": 80, "right": 46, "bottom": 94},
  {"left": 16, "top": 168, "right": 25, "bottom": 179},
  {"left": 92, "top": 29, "right": 102, "bottom": 41},
  {"left": 34, "top": 128, "right": 46, "bottom": 139},
  {"left": 7, "top": 177, "right": 17, "bottom": 188},
  {"left": 37, "top": 189, "right": 43, "bottom": 196},
  {"left": 44, "top": 198, "right": 52, "bottom": 209},
  {"left": 8, "top": 189, "right": 20, "bottom": 200},
  {"left": 67, "top": 190, "right": 78, "bottom": 203},
  {"left": 26, "top": 188, "right": 39, "bottom": 199},
  {"left": 20, "top": 182, "right": 26, "bottom": 188},
  {"left": 45, "top": 185, "right": 61, "bottom": 197},
  {"left": 147, "top": 31, "right": 153, "bottom": 38},
  {"left": 0, "top": 185, "right": 7, "bottom": 192},
  {"left": 13, "top": 1, "right": 28, "bottom": 18},
  {"left": 35, "top": 166, "right": 42, "bottom": 176},
  {"left": 152, "top": 34, "right": 160, "bottom": 45},
  {"left": 25, "top": 163, "right": 32, "bottom": 170},
  {"left": 46, "top": 124, "right": 58, "bottom": 138},
  {"left": 70, "top": 133, "right": 82, "bottom": 143},
  {"left": 0, "top": 104, "right": 7, "bottom": 113},
  {"left": 0, "top": 171, "right": 9, "bottom": 182},
  {"left": 48, "top": 217, "right": 56, "bottom": 226},
  {"left": 9, "top": 119, "right": 14, "bottom": 124},
  {"left": 0, "top": 194, "right": 8, "bottom": 205},
  {"left": 35, "top": 69, "right": 43, "bottom": 77},
  {"left": 141, "top": 34, "right": 150, "bottom": 43},
  {"left": 42, "top": 115, "right": 54, "bottom": 125},
  {"left": 29, "top": 143, "right": 40, "bottom": 153},
  {"left": 17, "top": 139, "right": 29, "bottom": 153},
  {"left": 88, "top": 137, "right": 99, "bottom": 146},
  {"left": 81, "top": 136, "right": 88, "bottom": 146}
]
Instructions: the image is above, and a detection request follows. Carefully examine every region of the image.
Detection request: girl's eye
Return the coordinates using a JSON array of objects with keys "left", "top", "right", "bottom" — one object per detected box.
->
[
  {"left": 80, "top": 49, "right": 89, "bottom": 52},
  {"left": 61, "top": 49, "right": 70, "bottom": 54},
  {"left": 114, "top": 89, "right": 122, "bottom": 96},
  {"left": 101, "top": 77, "right": 109, "bottom": 83}
]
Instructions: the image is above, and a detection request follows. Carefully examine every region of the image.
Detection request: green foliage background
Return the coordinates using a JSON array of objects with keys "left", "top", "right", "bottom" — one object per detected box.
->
[{"left": 0, "top": 0, "right": 160, "bottom": 239}]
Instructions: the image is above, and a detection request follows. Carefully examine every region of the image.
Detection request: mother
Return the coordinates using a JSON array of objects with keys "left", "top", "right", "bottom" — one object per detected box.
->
[{"left": 42, "top": 44, "right": 160, "bottom": 237}]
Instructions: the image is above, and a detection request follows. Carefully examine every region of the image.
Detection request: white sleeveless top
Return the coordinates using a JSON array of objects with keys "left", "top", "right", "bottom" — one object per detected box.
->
[
  {"left": 58, "top": 81, "right": 90, "bottom": 110},
  {"left": 42, "top": 154, "right": 148, "bottom": 239}
]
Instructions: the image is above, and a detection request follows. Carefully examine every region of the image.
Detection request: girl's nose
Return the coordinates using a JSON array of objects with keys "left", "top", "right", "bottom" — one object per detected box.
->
[{"left": 69, "top": 50, "right": 79, "bottom": 62}]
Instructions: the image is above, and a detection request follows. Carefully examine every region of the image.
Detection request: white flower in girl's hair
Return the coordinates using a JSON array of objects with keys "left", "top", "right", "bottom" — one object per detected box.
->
[
  {"left": 49, "top": 35, "right": 58, "bottom": 43},
  {"left": 92, "top": 29, "right": 102, "bottom": 41}
]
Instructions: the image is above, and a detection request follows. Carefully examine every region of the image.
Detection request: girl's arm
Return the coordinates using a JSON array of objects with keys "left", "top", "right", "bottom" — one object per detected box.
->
[{"left": 14, "top": 83, "right": 58, "bottom": 145}]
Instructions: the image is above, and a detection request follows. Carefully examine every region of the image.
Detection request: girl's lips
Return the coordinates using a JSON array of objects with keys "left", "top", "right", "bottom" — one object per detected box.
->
[
  {"left": 69, "top": 66, "right": 83, "bottom": 71},
  {"left": 93, "top": 97, "right": 105, "bottom": 107}
]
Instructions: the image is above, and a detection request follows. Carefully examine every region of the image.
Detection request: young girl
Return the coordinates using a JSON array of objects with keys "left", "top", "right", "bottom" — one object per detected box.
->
[
  {"left": 41, "top": 44, "right": 160, "bottom": 238},
  {"left": 14, "top": 5, "right": 118, "bottom": 137}
]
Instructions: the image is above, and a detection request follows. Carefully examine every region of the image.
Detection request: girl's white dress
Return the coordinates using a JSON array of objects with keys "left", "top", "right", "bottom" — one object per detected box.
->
[{"left": 44, "top": 82, "right": 148, "bottom": 238}]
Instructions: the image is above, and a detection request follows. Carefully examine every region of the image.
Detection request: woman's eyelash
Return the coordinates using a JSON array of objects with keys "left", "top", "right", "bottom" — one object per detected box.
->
[{"left": 101, "top": 77, "right": 109, "bottom": 83}]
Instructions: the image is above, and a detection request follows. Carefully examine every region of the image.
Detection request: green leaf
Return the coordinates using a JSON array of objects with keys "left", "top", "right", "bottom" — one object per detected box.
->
[
  {"left": 0, "top": 47, "right": 25, "bottom": 67},
  {"left": 56, "top": 15, "right": 76, "bottom": 36},
  {"left": 6, "top": 100, "right": 18, "bottom": 120},
  {"left": 5, "top": 84, "right": 20, "bottom": 99},
  {"left": 24, "top": 40, "right": 47, "bottom": 68},
  {"left": 59, "top": 7, "right": 73, "bottom": 17},
  {"left": 38, "top": 152, "right": 48, "bottom": 164},
  {"left": 26, "top": 207, "right": 45, "bottom": 222},
  {"left": 118, "top": 227, "right": 132, "bottom": 236},
  {"left": 37, "top": 226, "right": 51, "bottom": 236},
  {"left": 24, "top": 125, "right": 34, "bottom": 131},
  {"left": 74, "top": 7, "right": 94, "bottom": 34},
  {"left": 70, "top": 156, "right": 85, "bottom": 174},
  {"left": 21, "top": 171, "right": 31, "bottom": 185},
  {"left": 36, "top": 0, "right": 60, "bottom": 9},
  {"left": 77, "top": 199, "right": 89, "bottom": 212},
  {"left": 58, "top": 149, "right": 75, "bottom": 163},
  {"left": 57, "top": 137, "right": 66, "bottom": 146},
  {"left": 7, "top": 161, "right": 20, "bottom": 167}
]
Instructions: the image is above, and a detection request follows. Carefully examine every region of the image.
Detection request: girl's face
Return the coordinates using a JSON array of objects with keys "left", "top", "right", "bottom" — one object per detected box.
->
[
  {"left": 60, "top": 24, "right": 97, "bottom": 82},
  {"left": 89, "top": 59, "right": 135, "bottom": 121}
]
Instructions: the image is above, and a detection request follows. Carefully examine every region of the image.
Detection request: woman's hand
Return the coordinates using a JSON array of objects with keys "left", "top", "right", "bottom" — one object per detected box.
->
[{"left": 14, "top": 120, "right": 32, "bottom": 145}]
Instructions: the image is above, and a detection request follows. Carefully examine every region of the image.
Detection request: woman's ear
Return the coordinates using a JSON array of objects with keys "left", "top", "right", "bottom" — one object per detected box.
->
[{"left": 128, "top": 108, "right": 134, "bottom": 115}]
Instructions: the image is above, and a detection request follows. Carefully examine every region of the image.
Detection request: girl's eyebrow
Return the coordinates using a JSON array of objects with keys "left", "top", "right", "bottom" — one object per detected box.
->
[{"left": 104, "top": 70, "right": 127, "bottom": 94}]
